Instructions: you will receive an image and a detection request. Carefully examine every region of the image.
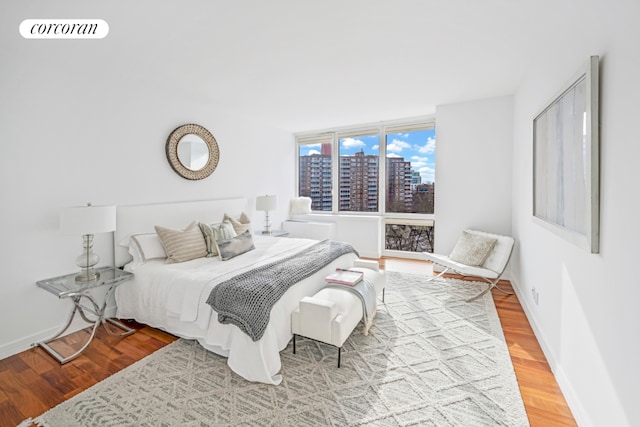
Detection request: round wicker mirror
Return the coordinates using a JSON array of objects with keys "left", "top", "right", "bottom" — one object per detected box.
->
[{"left": 166, "top": 123, "right": 219, "bottom": 180}]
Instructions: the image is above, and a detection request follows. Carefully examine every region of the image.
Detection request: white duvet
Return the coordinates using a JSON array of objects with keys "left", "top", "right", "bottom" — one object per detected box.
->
[{"left": 115, "top": 236, "right": 357, "bottom": 385}]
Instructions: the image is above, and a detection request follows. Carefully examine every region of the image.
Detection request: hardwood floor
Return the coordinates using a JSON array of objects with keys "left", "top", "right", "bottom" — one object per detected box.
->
[{"left": 0, "top": 258, "right": 576, "bottom": 426}]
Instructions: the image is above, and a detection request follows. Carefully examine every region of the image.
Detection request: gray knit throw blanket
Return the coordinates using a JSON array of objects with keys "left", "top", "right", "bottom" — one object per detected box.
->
[{"left": 206, "top": 239, "right": 359, "bottom": 341}]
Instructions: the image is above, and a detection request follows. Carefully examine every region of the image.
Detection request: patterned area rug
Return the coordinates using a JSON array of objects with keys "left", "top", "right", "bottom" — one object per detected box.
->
[{"left": 25, "top": 273, "right": 529, "bottom": 426}]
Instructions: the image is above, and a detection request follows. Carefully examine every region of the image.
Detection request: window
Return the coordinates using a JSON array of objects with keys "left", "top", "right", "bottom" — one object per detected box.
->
[
  {"left": 384, "top": 127, "right": 436, "bottom": 214},
  {"left": 385, "top": 219, "right": 435, "bottom": 253},
  {"left": 297, "top": 136, "right": 333, "bottom": 211},
  {"left": 383, "top": 123, "right": 436, "bottom": 255},
  {"left": 338, "top": 132, "right": 379, "bottom": 212},
  {"left": 295, "top": 118, "right": 436, "bottom": 257}
]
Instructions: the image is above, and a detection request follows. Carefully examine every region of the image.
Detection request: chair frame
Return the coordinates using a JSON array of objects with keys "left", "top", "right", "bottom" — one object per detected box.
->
[{"left": 426, "top": 231, "right": 515, "bottom": 302}]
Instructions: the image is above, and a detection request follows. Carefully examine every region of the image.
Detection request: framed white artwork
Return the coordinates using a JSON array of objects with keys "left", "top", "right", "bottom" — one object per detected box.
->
[{"left": 533, "top": 56, "right": 600, "bottom": 253}]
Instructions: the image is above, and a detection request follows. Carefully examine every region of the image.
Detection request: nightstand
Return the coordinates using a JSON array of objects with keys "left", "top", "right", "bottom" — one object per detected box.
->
[{"left": 35, "top": 266, "right": 135, "bottom": 364}]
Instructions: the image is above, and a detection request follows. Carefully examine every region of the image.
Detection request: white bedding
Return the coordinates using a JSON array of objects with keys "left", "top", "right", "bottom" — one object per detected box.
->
[{"left": 115, "top": 235, "right": 357, "bottom": 385}]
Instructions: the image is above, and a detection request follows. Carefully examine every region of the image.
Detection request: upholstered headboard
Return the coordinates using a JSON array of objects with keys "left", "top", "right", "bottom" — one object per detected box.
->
[{"left": 114, "top": 198, "right": 247, "bottom": 267}]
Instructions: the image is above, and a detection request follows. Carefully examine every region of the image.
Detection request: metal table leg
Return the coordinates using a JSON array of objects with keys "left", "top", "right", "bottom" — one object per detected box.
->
[{"left": 36, "top": 286, "right": 134, "bottom": 364}]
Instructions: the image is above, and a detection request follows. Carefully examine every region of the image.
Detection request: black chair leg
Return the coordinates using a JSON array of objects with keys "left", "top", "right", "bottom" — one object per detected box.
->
[
  {"left": 337, "top": 346, "right": 341, "bottom": 368},
  {"left": 293, "top": 334, "right": 296, "bottom": 354}
]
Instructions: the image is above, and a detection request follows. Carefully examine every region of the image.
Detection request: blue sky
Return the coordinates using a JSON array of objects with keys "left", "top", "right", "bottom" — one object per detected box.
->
[{"left": 325, "top": 129, "right": 436, "bottom": 183}]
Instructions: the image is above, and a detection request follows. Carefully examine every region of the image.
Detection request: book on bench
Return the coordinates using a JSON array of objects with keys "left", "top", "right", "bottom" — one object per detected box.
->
[{"left": 325, "top": 268, "right": 363, "bottom": 286}]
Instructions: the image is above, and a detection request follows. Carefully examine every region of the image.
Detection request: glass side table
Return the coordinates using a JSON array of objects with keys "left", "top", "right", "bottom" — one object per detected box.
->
[
  {"left": 256, "top": 230, "right": 289, "bottom": 237},
  {"left": 35, "top": 266, "right": 135, "bottom": 364}
]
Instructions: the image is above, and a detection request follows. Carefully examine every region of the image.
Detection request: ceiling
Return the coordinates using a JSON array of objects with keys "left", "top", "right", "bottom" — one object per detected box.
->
[
  {"left": 156, "top": 0, "right": 601, "bottom": 132},
  {"left": 6, "top": 0, "right": 607, "bottom": 132}
]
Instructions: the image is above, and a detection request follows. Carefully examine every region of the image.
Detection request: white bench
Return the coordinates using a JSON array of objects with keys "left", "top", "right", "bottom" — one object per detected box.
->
[{"left": 291, "top": 260, "right": 385, "bottom": 367}]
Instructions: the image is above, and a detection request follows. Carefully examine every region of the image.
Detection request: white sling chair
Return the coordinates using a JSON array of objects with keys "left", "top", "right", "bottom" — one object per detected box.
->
[{"left": 424, "top": 229, "right": 515, "bottom": 302}]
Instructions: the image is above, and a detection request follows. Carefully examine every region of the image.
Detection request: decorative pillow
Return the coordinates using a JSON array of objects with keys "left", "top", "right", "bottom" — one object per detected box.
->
[
  {"left": 127, "top": 240, "right": 144, "bottom": 265},
  {"left": 120, "top": 235, "right": 152, "bottom": 265},
  {"left": 289, "top": 197, "right": 312, "bottom": 215},
  {"left": 130, "top": 233, "right": 167, "bottom": 262},
  {"left": 223, "top": 212, "right": 252, "bottom": 235},
  {"left": 154, "top": 221, "right": 208, "bottom": 264},
  {"left": 215, "top": 229, "right": 255, "bottom": 261},
  {"left": 449, "top": 230, "right": 497, "bottom": 267},
  {"left": 199, "top": 220, "right": 237, "bottom": 257}
]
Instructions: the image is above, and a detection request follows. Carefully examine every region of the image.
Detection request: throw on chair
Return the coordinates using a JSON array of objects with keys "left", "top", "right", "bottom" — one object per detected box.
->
[{"left": 424, "top": 229, "right": 515, "bottom": 302}]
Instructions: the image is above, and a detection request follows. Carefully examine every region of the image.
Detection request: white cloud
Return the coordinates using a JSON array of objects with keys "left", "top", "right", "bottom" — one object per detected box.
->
[
  {"left": 411, "top": 155, "right": 429, "bottom": 162},
  {"left": 341, "top": 138, "right": 366, "bottom": 149},
  {"left": 307, "top": 149, "right": 321, "bottom": 155},
  {"left": 372, "top": 144, "right": 379, "bottom": 150},
  {"left": 387, "top": 138, "right": 411, "bottom": 153},
  {"left": 419, "top": 166, "right": 435, "bottom": 183},
  {"left": 416, "top": 136, "right": 436, "bottom": 154},
  {"left": 386, "top": 153, "right": 402, "bottom": 158},
  {"left": 411, "top": 161, "right": 427, "bottom": 168}
]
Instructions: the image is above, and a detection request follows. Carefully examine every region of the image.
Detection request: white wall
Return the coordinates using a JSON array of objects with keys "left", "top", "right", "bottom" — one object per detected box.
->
[
  {"left": 510, "top": 2, "right": 640, "bottom": 425},
  {"left": 0, "top": 5, "right": 295, "bottom": 357},
  {"left": 434, "top": 96, "right": 514, "bottom": 259}
]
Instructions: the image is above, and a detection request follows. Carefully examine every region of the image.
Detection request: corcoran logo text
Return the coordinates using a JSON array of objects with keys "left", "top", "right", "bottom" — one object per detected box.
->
[{"left": 20, "top": 19, "right": 109, "bottom": 39}]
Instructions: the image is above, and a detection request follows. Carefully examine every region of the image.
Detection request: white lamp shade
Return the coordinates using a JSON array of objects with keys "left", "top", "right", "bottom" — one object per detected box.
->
[
  {"left": 60, "top": 205, "right": 116, "bottom": 235},
  {"left": 256, "top": 195, "right": 278, "bottom": 212}
]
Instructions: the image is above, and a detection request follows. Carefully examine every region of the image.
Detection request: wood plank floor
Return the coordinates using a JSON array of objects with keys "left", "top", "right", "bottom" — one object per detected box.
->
[{"left": 0, "top": 258, "right": 576, "bottom": 426}]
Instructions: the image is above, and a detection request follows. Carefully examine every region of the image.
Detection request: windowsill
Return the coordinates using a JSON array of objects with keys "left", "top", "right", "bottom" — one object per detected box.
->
[
  {"left": 289, "top": 213, "right": 382, "bottom": 222},
  {"left": 290, "top": 212, "right": 434, "bottom": 222}
]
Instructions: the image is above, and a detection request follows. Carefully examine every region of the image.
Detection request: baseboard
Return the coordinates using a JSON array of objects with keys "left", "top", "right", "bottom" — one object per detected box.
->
[
  {"left": 509, "top": 277, "right": 591, "bottom": 427},
  {"left": 0, "top": 305, "right": 118, "bottom": 361}
]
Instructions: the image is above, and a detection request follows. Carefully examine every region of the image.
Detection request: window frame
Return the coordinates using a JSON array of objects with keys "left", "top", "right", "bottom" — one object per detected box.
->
[
  {"left": 295, "top": 116, "right": 436, "bottom": 258},
  {"left": 296, "top": 117, "right": 435, "bottom": 215}
]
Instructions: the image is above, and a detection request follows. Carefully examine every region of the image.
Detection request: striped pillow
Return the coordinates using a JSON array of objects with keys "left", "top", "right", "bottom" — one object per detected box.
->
[
  {"left": 198, "top": 220, "right": 237, "bottom": 257},
  {"left": 223, "top": 212, "right": 252, "bottom": 235},
  {"left": 154, "top": 221, "right": 207, "bottom": 264}
]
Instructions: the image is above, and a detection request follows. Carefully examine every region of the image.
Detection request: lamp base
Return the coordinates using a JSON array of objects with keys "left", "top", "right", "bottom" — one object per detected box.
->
[
  {"left": 75, "top": 269, "right": 100, "bottom": 283},
  {"left": 75, "top": 234, "right": 100, "bottom": 283},
  {"left": 262, "top": 211, "right": 272, "bottom": 236}
]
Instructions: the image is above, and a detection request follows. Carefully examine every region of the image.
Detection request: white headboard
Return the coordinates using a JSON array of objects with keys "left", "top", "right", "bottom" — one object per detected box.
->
[{"left": 115, "top": 198, "right": 247, "bottom": 267}]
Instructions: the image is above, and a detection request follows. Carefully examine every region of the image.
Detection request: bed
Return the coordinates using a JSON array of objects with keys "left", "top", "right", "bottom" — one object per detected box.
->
[{"left": 114, "top": 198, "right": 358, "bottom": 385}]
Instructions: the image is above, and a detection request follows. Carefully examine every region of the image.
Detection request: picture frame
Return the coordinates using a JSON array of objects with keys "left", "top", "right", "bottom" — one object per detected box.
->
[{"left": 532, "top": 56, "right": 600, "bottom": 253}]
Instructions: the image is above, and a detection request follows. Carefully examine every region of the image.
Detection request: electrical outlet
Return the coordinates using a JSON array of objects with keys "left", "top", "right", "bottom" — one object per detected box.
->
[{"left": 531, "top": 287, "right": 539, "bottom": 305}]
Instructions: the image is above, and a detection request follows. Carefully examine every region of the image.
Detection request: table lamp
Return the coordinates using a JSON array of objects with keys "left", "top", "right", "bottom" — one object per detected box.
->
[
  {"left": 60, "top": 203, "right": 116, "bottom": 282},
  {"left": 255, "top": 195, "right": 278, "bottom": 235}
]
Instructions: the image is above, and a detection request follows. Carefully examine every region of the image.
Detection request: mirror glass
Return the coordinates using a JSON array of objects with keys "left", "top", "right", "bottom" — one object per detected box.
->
[{"left": 177, "top": 134, "right": 210, "bottom": 171}]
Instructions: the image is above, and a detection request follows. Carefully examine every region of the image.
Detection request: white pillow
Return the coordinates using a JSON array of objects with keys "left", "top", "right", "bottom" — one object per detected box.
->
[
  {"left": 449, "top": 230, "right": 497, "bottom": 267},
  {"left": 289, "top": 197, "right": 312, "bottom": 215},
  {"left": 130, "top": 233, "right": 167, "bottom": 262},
  {"left": 127, "top": 240, "right": 144, "bottom": 265}
]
